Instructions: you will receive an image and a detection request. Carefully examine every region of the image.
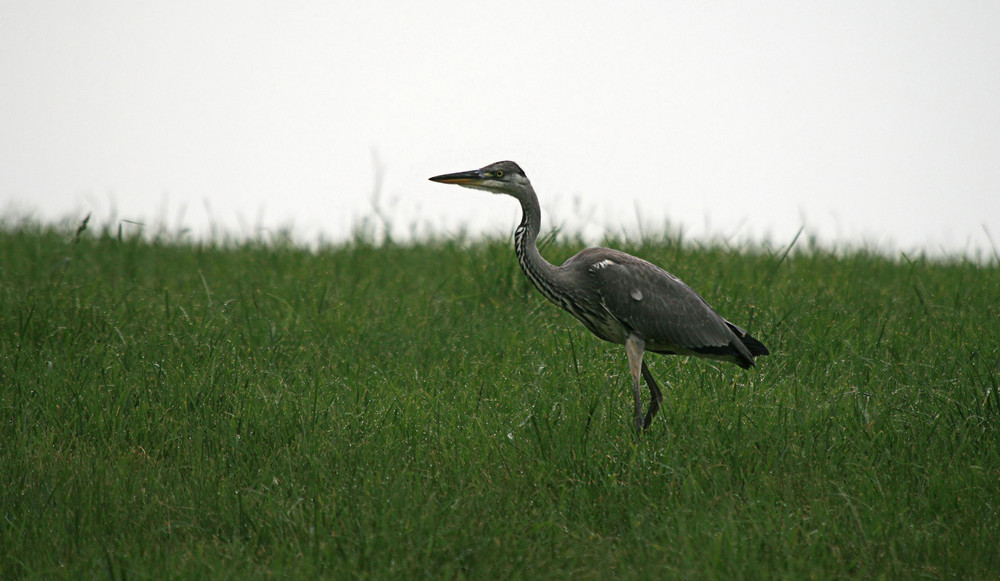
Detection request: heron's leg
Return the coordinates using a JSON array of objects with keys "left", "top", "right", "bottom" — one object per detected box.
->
[
  {"left": 624, "top": 335, "right": 646, "bottom": 436},
  {"left": 640, "top": 361, "right": 663, "bottom": 431}
]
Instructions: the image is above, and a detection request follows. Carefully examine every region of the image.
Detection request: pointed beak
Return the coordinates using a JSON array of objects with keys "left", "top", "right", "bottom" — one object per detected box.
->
[{"left": 428, "top": 169, "right": 484, "bottom": 185}]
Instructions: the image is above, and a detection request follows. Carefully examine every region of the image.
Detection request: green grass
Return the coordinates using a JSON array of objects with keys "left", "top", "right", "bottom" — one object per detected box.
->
[{"left": 2, "top": 220, "right": 998, "bottom": 579}]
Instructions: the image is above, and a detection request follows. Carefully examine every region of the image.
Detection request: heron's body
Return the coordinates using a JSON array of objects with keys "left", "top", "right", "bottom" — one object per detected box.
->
[
  {"left": 430, "top": 161, "right": 768, "bottom": 435},
  {"left": 536, "top": 246, "right": 763, "bottom": 366}
]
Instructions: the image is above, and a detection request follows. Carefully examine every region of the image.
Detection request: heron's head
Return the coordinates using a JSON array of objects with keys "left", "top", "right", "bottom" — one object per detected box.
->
[{"left": 429, "top": 161, "right": 530, "bottom": 197}]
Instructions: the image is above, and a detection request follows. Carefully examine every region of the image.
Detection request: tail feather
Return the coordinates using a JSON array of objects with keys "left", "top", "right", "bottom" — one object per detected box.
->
[
  {"left": 724, "top": 321, "right": 771, "bottom": 364},
  {"left": 740, "top": 333, "right": 770, "bottom": 357}
]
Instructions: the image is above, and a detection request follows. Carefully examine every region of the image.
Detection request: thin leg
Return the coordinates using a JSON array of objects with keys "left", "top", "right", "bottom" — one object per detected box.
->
[
  {"left": 624, "top": 335, "right": 646, "bottom": 436},
  {"left": 641, "top": 360, "right": 663, "bottom": 431}
]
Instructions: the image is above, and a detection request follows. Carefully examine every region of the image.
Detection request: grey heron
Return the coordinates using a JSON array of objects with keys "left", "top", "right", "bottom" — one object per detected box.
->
[{"left": 430, "top": 161, "right": 769, "bottom": 436}]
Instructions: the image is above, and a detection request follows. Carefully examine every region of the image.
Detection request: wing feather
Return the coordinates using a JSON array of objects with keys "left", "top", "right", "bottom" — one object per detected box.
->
[{"left": 573, "top": 249, "right": 750, "bottom": 361}]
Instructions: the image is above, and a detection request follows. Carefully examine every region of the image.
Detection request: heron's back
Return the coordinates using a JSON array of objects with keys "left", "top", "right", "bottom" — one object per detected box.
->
[{"left": 557, "top": 247, "right": 768, "bottom": 368}]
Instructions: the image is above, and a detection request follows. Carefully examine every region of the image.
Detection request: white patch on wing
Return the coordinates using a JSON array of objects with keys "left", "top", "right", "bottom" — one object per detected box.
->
[
  {"left": 590, "top": 258, "right": 616, "bottom": 270},
  {"left": 630, "top": 288, "right": 643, "bottom": 301}
]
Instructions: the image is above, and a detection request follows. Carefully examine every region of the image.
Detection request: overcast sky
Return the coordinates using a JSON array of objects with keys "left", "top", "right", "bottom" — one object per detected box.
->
[{"left": 2, "top": 1, "right": 999, "bottom": 256}]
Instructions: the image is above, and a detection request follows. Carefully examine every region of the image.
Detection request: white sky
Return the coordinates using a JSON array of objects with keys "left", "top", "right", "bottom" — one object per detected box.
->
[{"left": 2, "top": 1, "right": 999, "bottom": 256}]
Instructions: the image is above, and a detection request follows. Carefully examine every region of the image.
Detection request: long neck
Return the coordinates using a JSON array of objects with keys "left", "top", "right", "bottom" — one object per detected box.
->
[{"left": 513, "top": 186, "right": 565, "bottom": 306}]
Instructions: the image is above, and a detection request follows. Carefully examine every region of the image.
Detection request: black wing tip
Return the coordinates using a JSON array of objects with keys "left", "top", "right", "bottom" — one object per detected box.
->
[
  {"left": 741, "top": 334, "right": 770, "bottom": 358},
  {"left": 729, "top": 334, "right": 770, "bottom": 369},
  {"left": 724, "top": 321, "right": 770, "bottom": 358},
  {"left": 735, "top": 334, "right": 769, "bottom": 369}
]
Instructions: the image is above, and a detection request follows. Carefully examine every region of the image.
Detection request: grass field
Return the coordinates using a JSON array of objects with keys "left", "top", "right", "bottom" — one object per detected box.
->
[{"left": 2, "top": 219, "right": 999, "bottom": 579}]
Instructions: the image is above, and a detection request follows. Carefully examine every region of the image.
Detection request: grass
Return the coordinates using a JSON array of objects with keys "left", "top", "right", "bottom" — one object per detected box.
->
[{"left": 1, "top": 219, "right": 998, "bottom": 579}]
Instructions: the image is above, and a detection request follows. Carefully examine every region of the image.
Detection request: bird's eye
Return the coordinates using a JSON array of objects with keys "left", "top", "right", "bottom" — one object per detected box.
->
[{"left": 495, "top": 170, "right": 504, "bottom": 178}]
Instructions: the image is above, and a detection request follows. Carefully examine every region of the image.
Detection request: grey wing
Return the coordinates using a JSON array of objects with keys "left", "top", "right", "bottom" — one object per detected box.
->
[{"left": 585, "top": 252, "right": 754, "bottom": 365}]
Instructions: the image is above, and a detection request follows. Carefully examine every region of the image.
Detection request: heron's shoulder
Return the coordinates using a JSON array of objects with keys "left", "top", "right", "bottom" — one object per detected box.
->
[
  {"left": 559, "top": 247, "right": 616, "bottom": 265},
  {"left": 563, "top": 247, "right": 678, "bottom": 279},
  {"left": 558, "top": 247, "right": 623, "bottom": 273}
]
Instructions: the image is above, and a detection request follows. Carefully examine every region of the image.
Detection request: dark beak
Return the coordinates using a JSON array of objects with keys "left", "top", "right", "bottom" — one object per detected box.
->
[{"left": 428, "top": 169, "right": 484, "bottom": 185}]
